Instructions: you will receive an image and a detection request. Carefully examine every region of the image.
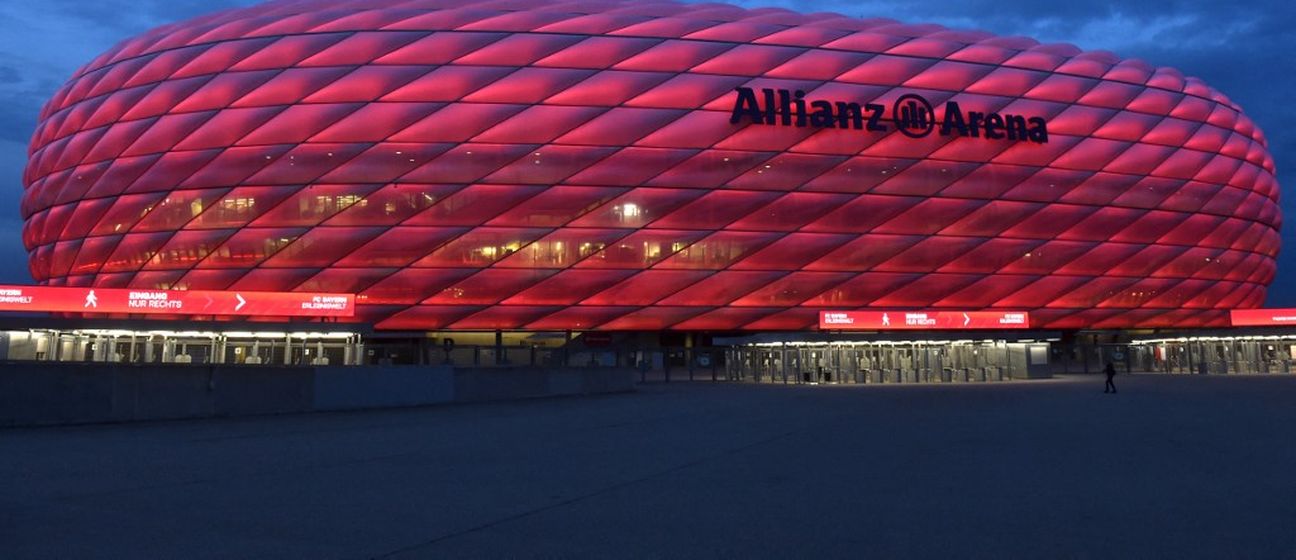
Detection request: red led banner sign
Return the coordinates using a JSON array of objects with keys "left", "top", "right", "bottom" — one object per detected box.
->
[
  {"left": 820, "top": 310, "right": 1031, "bottom": 330},
  {"left": 0, "top": 285, "right": 354, "bottom": 317},
  {"left": 1230, "top": 309, "right": 1296, "bottom": 327}
]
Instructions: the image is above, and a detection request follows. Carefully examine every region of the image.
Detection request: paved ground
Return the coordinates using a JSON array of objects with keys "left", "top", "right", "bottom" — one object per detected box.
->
[{"left": 4, "top": 374, "right": 1296, "bottom": 559}]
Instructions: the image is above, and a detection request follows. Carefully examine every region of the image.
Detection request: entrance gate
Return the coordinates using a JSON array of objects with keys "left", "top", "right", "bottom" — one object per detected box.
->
[
  {"left": 0, "top": 329, "right": 364, "bottom": 365},
  {"left": 723, "top": 339, "right": 1044, "bottom": 384},
  {"left": 1129, "top": 336, "right": 1296, "bottom": 374}
]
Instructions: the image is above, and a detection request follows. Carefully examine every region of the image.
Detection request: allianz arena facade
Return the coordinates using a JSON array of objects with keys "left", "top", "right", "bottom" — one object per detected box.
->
[{"left": 21, "top": 0, "right": 1281, "bottom": 331}]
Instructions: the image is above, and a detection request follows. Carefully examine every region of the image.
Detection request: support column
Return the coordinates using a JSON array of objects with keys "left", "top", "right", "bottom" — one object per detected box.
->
[
  {"left": 781, "top": 346, "right": 789, "bottom": 384},
  {"left": 686, "top": 333, "right": 695, "bottom": 381},
  {"left": 564, "top": 330, "right": 573, "bottom": 367}
]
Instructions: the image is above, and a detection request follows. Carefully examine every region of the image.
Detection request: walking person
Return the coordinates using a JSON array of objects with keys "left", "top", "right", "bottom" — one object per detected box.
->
[{"left": 1104, "top": 362, "right": 1117, "bottom": 394}]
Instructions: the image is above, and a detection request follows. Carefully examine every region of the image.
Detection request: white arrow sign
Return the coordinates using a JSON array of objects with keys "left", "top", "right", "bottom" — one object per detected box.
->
[
  {"left": 963, "top": 312, "right": 971, "bottom": 326},
  {"left": 235, "top": 293, "right": 246, "bottom": 311}
]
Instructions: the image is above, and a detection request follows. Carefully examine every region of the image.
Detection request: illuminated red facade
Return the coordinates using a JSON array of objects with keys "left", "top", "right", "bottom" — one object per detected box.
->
[{"left": 21, "top": 0, "right": 1281, "bottom": 330}]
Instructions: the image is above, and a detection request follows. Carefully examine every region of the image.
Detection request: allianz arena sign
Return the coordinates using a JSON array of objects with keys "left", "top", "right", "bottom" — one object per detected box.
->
[{"left": 730, "top": 87, "right": 1050, "bottom": 143}]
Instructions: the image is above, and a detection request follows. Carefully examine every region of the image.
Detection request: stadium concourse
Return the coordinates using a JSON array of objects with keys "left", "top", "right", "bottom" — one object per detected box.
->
[{"left": 6, "top": 375, "right": 1296, "bottom": 558}]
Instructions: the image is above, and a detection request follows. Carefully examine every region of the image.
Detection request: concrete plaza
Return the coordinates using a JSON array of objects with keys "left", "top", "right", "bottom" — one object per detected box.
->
[{"left": 3, "top": 374, "right": 1295, "bottom": 558}]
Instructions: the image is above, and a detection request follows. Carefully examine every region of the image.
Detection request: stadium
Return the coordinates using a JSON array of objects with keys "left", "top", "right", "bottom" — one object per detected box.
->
[{"left": 10, "top": 0, "right": 1284, "bottom": 373}]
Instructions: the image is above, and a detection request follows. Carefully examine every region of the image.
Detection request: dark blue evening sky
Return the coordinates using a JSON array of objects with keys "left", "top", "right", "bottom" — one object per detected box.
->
[{"left": 0, "top": 0, "right": 1290, "bottom": 304}]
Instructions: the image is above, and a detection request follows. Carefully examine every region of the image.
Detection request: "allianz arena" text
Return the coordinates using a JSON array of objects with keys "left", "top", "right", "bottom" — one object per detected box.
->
[{"left": 730, "top": 86, "right": 1050, "bottom": 143}]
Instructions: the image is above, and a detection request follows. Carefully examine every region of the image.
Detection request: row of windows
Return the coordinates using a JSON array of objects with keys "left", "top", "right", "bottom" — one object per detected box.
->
[{"left": 30, "top": 228, "right": 1279, "bottom": 284}]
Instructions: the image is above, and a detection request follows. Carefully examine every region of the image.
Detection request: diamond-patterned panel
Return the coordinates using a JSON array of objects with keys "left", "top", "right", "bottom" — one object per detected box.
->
[{"left": 21, "top": 0, "right": 1281, "bottom": 330}]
